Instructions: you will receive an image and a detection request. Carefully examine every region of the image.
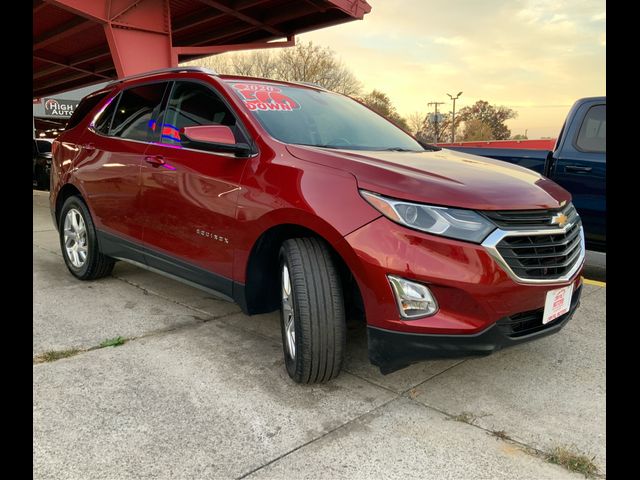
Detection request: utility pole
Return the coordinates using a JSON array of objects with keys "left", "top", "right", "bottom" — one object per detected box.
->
[
  {"left": 427, "top": 101, "right": 445, "bottom": 143},
  {"left": 446, "top": 91, "right": 463, "bottom": 143}
]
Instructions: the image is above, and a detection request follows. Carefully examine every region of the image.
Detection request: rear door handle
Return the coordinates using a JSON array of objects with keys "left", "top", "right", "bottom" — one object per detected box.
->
[
  {"left": 565, "top": 165, "right": 592, "bottom": 173},
  {"left": 145, "top": 155, "right": 165, "bottom": 167},
  {"left": 83, "top": 143, "right": 95, "bottom": 151}
]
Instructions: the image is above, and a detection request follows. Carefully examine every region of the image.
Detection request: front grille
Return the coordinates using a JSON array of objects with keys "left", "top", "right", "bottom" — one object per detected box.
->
[
  {"left": 497, "top": 285, "right": 582, "bottom": 337},
  {"left": 482, "top": 203, "right": 578, "bottom": 229},
  {"left": 495, "top": 222, "right": 583, "bottom": 280}
]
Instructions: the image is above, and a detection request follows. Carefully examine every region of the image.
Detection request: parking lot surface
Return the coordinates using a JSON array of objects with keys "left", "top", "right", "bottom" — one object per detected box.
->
[{"left": 33, "top": 191, "right": 605, "bottom": 479}]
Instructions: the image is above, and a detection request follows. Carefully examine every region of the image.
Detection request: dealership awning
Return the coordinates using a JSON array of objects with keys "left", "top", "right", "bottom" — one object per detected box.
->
[{"left": 34, "top": 0, "right": 371, "bottom": 98}]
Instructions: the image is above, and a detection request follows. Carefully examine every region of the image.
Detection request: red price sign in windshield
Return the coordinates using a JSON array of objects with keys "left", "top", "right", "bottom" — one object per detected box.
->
[{"left": 232, "top": 83, "right": 300, "bottom": 112}]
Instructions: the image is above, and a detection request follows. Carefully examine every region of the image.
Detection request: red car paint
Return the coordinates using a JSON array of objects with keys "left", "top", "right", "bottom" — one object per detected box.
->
[{"left": 50, "top": 70, "right": 584, "bottom": 346}]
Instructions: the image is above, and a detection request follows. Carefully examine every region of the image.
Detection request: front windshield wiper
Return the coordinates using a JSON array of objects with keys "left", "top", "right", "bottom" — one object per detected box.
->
[
  {"left": 380, "top": 147, "right": 421, "bottom": 152},
  {"left": 296, "top": 143, "right": 346, "bottom": 149}
]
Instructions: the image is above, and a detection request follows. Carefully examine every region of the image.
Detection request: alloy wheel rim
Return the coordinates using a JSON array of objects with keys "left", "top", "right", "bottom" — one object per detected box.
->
[
  {"left": 282, "top": 264, "right": 295, "bottom": 359},
  {"left": 63, "top": 209, "right": 88, "bottom": 268}
]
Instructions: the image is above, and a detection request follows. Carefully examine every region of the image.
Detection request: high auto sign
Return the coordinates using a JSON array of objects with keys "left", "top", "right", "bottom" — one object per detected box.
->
[{"left": 43, "top": 98, "right": 78, "bottom": 118}]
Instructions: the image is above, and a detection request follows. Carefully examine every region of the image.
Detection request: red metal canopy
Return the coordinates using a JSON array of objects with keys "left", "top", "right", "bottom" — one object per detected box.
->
[{"left": 33, "top": 0, "right": 371, "bottom": 98}]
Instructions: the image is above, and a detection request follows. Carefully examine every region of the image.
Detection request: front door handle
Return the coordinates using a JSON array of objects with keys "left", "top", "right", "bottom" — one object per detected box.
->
[
  {"left": 145, "top": 155, "right": 165, "bottom": 167},
  {"left": 83, "top": 143, "right": 95, "bottom": 151},
  {"left": 565, "top": 165, "right": 592, "bottom": 173}
]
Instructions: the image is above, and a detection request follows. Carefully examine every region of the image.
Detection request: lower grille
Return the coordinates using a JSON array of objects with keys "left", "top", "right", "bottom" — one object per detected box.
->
[{"left": 497, "top": 285, "right": 581, "bottom": 338}]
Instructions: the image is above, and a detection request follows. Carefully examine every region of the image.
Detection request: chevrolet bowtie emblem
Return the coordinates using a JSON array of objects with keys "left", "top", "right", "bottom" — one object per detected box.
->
[{"left": 551, "top": 212, "right": 568, "bottom": 227}]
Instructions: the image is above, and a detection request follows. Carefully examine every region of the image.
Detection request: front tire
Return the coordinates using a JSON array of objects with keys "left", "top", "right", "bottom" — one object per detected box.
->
[
  {"left": 59, "top": 196, "right": 115, "bottom": 280},
  {"left": 279, "top": 238, "right": 346, "bottom": 383}
]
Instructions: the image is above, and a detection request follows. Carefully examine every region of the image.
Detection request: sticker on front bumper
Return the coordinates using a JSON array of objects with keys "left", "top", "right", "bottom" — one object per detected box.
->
[{"left": 542, "top": 284, "right": 574, "bottom": 324}]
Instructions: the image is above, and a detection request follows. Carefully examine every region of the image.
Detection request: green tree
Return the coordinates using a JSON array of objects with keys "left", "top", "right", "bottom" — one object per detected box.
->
[
  {"left": 416, "top": 112, "right": 464, "bottom": 143},
  {"left": 457, "top": 100, "right": 517, "bottom": 140},
  {"left": 511, "top": 133, "right": 528, "bottom": 140},
  {"left": 461, "top": 119, "right": 494, "bottom": 141},
  {"left": 358, "top": 90, "right": 409, "bottom": 131}
]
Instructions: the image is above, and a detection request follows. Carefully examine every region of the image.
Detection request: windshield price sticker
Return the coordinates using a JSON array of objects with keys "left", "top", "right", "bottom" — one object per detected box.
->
[{"left": 231, "top": 83, "right": 300, "bottom": 112}]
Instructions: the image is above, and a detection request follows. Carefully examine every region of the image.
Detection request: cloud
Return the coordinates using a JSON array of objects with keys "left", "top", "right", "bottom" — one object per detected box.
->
[
  {"left": 433, "top": 36, "right": 467, "bottom": 46},
  {"left": 296, "top": 0, "right": 605, "bottom": 138}
]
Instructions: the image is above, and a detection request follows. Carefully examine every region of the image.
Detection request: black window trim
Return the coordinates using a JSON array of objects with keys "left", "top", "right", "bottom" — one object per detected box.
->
[
  {"left": 572, "top": 103, "right": 606, "bottom": 154},
  {"left": 90, "top": 91, "right": 122, "bottom": 136},
  {"left": 66, "top": 88, "right": 114, "bottom": 132},
  {"left": 88, "top": 79, "right": 171, "bottom": 143}
]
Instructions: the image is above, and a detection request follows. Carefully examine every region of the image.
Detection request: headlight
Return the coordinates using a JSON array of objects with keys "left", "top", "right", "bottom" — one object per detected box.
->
[{"left": 360, "top": 190, "right": 496, "bottom": 243}]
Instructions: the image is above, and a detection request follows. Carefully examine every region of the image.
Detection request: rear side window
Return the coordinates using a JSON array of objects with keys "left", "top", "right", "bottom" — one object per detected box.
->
[
  {"left": 92, "top": 93, "right": 120, "bottom": 135},
  {"left": 110, "top": 83, "right": 168, "bottom": 142},
  {"left": 576, "top": 105, "right": 606, "bottom": 153},
  {"left": 159, "top": 81, "right": 242, "bottom": 146},
  {"left": 66, "top": 90, "right": 111, "bottom": 130}
]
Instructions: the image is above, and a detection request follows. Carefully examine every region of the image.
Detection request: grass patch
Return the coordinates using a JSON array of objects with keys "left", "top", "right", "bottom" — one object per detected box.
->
[
  {"left": 546, "top": 446, "right": 599, "bottom": 478},
  {"left": 451, "top": 412, "right": 477, "bottom": 424},
  {"left": 98, "top": 336, "right": 126, "bottom": 348},
  {"left": 34, "top": 349, "right": 81, "bottom": 364}
]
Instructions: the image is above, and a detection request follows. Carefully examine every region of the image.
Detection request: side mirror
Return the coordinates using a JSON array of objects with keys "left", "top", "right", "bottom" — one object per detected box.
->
[{"left": 182, "top": 125, "right": 253, "bottom": 157}]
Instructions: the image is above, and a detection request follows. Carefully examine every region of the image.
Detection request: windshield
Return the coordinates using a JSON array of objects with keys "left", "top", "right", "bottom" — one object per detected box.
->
[{"left": 226, "top": 81, "right": 427, "bottom": 151}]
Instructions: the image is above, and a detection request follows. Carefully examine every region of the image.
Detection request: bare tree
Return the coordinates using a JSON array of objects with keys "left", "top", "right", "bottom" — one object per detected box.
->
[
  {"left": 407, "top": 112, "right": 426, "bottom": 135},
  {"left": 182, "top": 41, "right": 362, "bottom": 96}
]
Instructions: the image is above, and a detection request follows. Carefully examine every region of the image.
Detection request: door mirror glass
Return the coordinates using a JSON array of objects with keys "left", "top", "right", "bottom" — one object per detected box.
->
[
  {"left": 182, "top": 124, "right": 252, "bottom": 156},
  {"left": 183, "top": 125, "right": 236, "bottom": 146}
]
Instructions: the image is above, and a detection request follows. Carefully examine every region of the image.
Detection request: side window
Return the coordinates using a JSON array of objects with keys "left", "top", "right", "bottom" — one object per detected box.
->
[
  {"left": 576, "top": 105, "right": 606, "bottom": 153},
  {"left": 65, "top": 90, "right": 111, "bottom": 130},
  {"left": 92, "top": 93, "right": 120, "bottom": 135},
  {"left": 110, "top": 83, "right": 168, "bottom": 142},
  {"left": 160, "top": 81, "right": 242, "bottom": 147}
]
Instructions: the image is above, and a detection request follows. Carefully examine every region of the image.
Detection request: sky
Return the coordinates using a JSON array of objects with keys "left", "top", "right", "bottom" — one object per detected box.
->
[{"left": 297, "top": 0, "right": 605, "bottom": 139}]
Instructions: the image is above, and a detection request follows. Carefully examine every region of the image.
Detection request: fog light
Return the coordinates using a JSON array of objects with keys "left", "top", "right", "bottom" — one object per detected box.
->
[{"left": 387, "top": 275, "right": 438, "bottom": 319}]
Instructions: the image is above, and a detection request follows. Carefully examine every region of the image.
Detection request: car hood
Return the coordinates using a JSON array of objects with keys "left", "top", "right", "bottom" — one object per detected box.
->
[{"left": 285, "top": 145, "right": 570, "bottom": 210}]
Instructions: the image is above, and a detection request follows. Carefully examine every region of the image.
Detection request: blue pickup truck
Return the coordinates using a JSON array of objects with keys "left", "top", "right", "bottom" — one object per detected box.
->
[{"left": 444, "top": 97, "right": 606, "bottom": 252}]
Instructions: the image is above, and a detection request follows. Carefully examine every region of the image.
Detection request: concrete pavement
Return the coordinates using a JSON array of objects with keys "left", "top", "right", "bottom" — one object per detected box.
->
[{"left": 33, "top": 190, "right": 605, "bottom": 479}]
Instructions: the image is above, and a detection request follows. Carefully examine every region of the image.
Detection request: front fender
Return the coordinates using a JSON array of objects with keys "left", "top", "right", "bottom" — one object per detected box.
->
[{"left": 232, "top": 157, "right": 380, "bottom": 282}]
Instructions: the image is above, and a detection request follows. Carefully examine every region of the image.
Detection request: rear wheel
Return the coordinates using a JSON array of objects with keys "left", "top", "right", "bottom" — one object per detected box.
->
[
  {"left": 59, "top": 196, "right": 115, "bottom": 280},
  {"left": 279, "top": 238, "right": 346, "bottom": 383}
]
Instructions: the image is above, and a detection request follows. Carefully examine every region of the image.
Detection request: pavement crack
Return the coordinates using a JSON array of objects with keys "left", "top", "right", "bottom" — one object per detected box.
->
[
  {"left": 112, "top": 274, "right": 231, "bottom": 320},
  {"left": 404, "top": 397, "right": 604, "bottom": 478},
  {"left": 235, "top": 394, "right": 400, "bottom": 479}
]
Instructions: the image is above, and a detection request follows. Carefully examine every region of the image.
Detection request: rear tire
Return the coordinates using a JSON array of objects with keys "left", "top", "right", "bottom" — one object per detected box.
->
[
  {"left": 279, "top": 238, "right": 346, "bottom": 383},
  {"left": 59, "top": 196, "right": 115, "bottom": 280}
]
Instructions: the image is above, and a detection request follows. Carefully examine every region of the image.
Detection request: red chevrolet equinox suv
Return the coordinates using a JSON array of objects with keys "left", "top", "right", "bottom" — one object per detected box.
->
[{"left": 50, "top": 67, "right": 585, "bottom": 383}]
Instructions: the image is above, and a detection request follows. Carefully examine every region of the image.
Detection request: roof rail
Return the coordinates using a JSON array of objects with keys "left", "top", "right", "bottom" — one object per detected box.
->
[
  {"left": 295, "top": 81, "right": 327, "bottom": 90},
  {"left": 106, "top": 66, "right": 217, "bottom": 87}
]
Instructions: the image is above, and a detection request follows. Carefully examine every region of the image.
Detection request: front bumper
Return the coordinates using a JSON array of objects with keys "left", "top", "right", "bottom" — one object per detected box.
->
[
  {"left": 340, "top": 216, "right": 585, "bottom": 372},
  {"left": 369, "top": 284, "right": 582, "bottom": 374}
]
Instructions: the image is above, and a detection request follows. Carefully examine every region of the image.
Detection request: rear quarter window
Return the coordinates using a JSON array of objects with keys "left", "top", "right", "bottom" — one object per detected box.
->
[{"left": 66, "top": 90, "right": 112, "bottom": 130}]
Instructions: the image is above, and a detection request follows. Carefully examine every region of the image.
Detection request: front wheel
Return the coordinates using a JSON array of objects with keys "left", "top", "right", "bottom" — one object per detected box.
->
[{"left": 279, "top": 238, "right": 346, "bottom": 383}]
